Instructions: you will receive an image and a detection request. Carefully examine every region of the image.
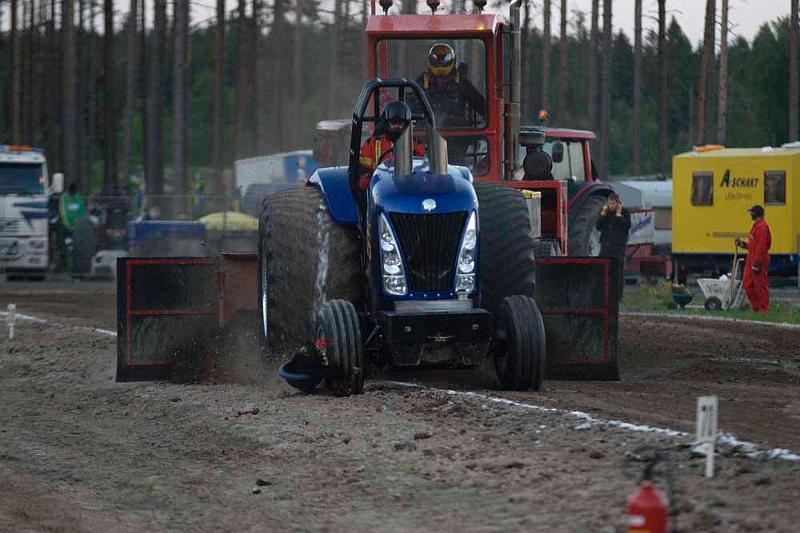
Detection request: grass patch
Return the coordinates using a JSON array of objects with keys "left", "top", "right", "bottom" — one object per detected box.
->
[{"left": 621, "top": 283, "right": 800, "bottom": 325}]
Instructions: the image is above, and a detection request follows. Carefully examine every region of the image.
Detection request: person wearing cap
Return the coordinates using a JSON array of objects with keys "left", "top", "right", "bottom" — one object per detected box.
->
[
  {"left": 416, "top": 43, "right": 486, "bottom": 127},
  {"left": 735, "top": 205, "right": 772, "bottom": 312}
]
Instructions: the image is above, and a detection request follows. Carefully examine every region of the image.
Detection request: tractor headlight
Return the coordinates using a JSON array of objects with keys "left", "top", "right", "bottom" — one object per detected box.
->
[
  {"left": 379, "top": 213, "right": 407, "bottom": 296},
  {"left": 454, "top": 211, "right": 477, "bottom": 294}
]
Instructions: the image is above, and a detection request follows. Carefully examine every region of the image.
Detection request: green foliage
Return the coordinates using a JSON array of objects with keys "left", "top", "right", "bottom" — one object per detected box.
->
[
  {"left": 3, "top": 10, "right": 797, "bottom": 187},
  {"left": 622, "top": 285, "right": 800, "bottom": 325}
]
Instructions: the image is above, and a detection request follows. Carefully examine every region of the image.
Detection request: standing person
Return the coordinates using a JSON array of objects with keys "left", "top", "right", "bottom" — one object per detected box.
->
[
  {"left": 58, "top": 182, "right": 87, "bottom": 272},
  {"left": 595, "top": 193, "right": 631, "bottom": 300},
  {"left": 736, "top": 205, "right": 772, "bottom": 312}
]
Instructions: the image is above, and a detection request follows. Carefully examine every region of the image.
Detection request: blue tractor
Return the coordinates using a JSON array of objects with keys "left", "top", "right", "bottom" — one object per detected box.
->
[{"left": 259, "top": 79, "right": 547, "bottom": 395}]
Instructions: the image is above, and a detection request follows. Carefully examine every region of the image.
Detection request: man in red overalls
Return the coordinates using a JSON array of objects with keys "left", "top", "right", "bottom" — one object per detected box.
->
[
  {"left": 736, "top": 205, "right": 772, "bottom": 312},
  {"left": 358, "top": 101, "right": 426, "bottom": 189}
]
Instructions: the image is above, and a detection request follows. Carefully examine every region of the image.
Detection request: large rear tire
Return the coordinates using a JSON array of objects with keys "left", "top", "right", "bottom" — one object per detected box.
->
[
  {"left": 316, "top": 299, "right": 364, "bottom": 396},
  {"left": 258, "top": 186, "right": 361, "bottom": 349},
  {"left": 568, "top": 194, "right": 606, "bottom": 256},
  {"left": 475, "top": 183, "right": 537, "bottom": 313},
  {"left": 493, "top": 295, "right": 546, "bottom": 391}
]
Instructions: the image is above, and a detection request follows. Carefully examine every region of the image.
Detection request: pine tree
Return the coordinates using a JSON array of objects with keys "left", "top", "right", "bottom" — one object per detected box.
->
[
  {"left": 541, "top": 0, "right": 551, "bottom": 112},
  {"left": 172, "top": 0, "right": 189, "bottom": 199},
  {"left": 633, "top": 0, "right": 642, "bottom": 175},
  {"left": 657, "top": 0, "right": 667, "bottom": 172},
  {"left": 145, "top": 0, "right": 166, "bottom": 196},
  {"left": 717, "top": 0, "right": 729, "bottom": 144},
  {"left": 103, "top": 0, "right": 117, "bottom": 188},
  {"left": 122, "top": 0, "right": 138, "bottom": 188},
  {"left": 587, "top": 0, "right": 599, "bottom": 130},
  {"left": 790, "top": 0, "right": 799, "bottom": 142},
  {"left": 695, "top": 0, "right": 715, "bottom": 145},
  {"left": 62, "top": 0, "right": 78, "bottom": 189},
  {"left": 556, "top": 0, "right": 568, "bottom": 121},
  {"left": 599, "top": 0, "right": 611, "bottom": 176},
  {"left": 213, "top": 0, "right": 226, "bottom": 181}
]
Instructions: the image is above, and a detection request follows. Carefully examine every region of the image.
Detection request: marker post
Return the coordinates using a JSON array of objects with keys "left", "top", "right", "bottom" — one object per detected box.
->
[
  {"left": 7, "top": 303, "right": 16, "bottom": 340},
  {"left": 696, "top": 395, "right": 719, "bottom": 478}
]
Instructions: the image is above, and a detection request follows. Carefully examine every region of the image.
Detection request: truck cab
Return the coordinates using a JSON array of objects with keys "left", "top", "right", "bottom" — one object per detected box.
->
[{"left": 0, "top": 145, "right": 57, "bottom": 278}]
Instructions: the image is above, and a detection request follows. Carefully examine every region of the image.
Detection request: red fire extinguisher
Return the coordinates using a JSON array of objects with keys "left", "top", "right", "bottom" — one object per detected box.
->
[{"left": 627, "top": 481, "right": 668, "bottom": 533}]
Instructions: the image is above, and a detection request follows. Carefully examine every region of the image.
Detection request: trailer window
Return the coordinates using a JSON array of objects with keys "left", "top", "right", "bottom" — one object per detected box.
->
[
  {"left": 764, "top": 171, "right": 786, "bottom": 205},
  {"left": 691, "top": 172, "right": 713, "bottom": 206}
]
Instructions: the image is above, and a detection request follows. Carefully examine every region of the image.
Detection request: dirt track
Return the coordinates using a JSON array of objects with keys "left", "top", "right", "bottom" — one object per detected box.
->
[{"left": 1, "top": 283, "right": 799, "bottom": 531}]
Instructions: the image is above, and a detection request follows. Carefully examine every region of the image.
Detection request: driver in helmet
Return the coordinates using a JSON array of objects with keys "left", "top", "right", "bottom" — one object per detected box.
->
[
  {"left": 358, "top": 101, "right": 427, "bottom": 189},
  {"left": 417, "top": 43, "right": 486, "bottom": 126}
]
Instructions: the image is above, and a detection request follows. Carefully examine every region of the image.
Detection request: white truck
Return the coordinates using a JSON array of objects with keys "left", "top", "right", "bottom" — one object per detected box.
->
[{"left": 0, "top": 145, "right": 62, "bottom": 279}]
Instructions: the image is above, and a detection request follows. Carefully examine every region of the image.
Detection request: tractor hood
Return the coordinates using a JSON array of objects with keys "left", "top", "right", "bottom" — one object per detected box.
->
[{"left": 370, "top": 161, "right": 476, "bottom": 215}]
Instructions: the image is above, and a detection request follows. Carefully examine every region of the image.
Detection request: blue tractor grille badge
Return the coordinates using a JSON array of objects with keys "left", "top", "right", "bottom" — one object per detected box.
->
[{"left": 422, "top": 199, "right": 437, "bottom": 212}]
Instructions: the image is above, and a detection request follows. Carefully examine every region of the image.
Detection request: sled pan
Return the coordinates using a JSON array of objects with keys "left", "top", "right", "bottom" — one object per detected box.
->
[
  {"left": 116, "top": 253, "right": 258, "bottom": 381},
  {"left": 536, "top": 257, "right": 620, "bottom": 380}
]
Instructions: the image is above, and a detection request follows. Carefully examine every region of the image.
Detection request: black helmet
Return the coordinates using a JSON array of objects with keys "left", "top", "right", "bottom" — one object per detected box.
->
[
  {"left": 747, "top": 205, "right": 765, "bottom": 217},
  {"left": 379, "top": 101, "right": 412, "bottom": 140}
]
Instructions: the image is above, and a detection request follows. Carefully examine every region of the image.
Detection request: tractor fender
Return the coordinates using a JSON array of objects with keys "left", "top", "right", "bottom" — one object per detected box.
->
[
  {"left": 568, "top": 182, "right": 615, "bottom": 220},
  {"left": 307, "top": 167, "right": 359, "bottom": 226}
]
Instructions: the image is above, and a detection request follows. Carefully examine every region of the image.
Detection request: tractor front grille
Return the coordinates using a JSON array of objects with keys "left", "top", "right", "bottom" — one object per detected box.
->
[{"left": 390, "top": 211, "right": 467, "bottom": 293}]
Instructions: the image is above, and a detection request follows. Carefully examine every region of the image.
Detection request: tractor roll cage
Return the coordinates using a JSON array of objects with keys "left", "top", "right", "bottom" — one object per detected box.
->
[{"left": 347, "top": 78, "right": 437, "bottom": 187}]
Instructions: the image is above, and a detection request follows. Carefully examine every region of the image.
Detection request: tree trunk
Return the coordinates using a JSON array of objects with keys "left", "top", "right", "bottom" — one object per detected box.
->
[
  {"left": 633, "top": 0, "right": 642, "bottom": 175},
  {"left": 556, "top": 0, "right": 568, "bottom": 121},
  {"left": 62, "top": 0, "right": 78, "bottom": 189},
  {"left": 251, "top": 0, "right": 262, "bottom": 153},
  {"left": 657, "top": 0, "right": 667, "bottom": 172},
  {"left": 234, "top": 0, "right": 247, "bottom": 158},
  {"left": 172, "top": 0, "right": 189, "bottom": 202},
  {"left": 790, "top": 0, "right": 799, "bottom": 142},
  {"left": 717, "top": 0, "right": 729, "bottom": 144},
  {"left": 541, "top": 0, "right": 551, "bottom": 112},
  {"left": 23, "top": 0, "right": 34, "bottom": 143},
  {"left": 11, "top": 0, "right": 22, "bottom": 143},
  {"left": 599, "top": 0, "right": 611, "bottom": 176},
  {"left": 122, "top": 0, "right": 138, "bottom": 189},
  {"left": 587, "top": 0, "right": 599, "bottom": 130},
  {"left": 695, "top": 0, "right": 715, "bottom": 146},
  {"left": 327, "top": 0, "right": 343, "bottom": 116},
  {"left": 213, "top": 0, "right": 226, "bottom": 182},
  {"left": 146, "top": 0, "right": 166, "bottom": 196},
  {"left": 47, "top": 0, "right": 60, "bottom": 169},
  {"left": 522, "top": 0, "right": 530, "bottom": 119},
  {"left": 140, "top": 0, "right": 147, "bottom": 182},
  {"left": 291, "top": 0, "right": 303, "bottom": 147},
  {"left": 104, "top": 0, "right": 117, "bottom": 188}
]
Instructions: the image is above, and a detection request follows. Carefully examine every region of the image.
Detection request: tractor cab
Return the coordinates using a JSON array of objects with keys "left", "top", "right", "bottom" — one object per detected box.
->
[{"left": 366, "top": 12, "right": 503, "bottom": 181}]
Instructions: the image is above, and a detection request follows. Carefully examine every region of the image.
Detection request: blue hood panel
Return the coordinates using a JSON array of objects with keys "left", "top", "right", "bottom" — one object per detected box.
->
[{"left": 371, "top": 162, "right": 477, "bottom": 215}]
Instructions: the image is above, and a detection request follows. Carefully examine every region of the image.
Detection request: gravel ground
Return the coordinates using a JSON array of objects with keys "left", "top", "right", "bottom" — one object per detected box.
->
[{"left": 0, "top": 285, "right": 799, "bottom": 531}]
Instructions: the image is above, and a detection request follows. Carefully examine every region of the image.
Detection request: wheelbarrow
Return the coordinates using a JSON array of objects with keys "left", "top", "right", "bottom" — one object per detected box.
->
[{"left": 696, "top": 242, "right": 747, "bottom": 311}]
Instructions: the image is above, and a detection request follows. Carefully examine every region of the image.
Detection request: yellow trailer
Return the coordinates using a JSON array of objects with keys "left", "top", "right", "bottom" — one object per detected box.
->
[{"left": 672, "top": 145, "right": 800, "bottom": 276}]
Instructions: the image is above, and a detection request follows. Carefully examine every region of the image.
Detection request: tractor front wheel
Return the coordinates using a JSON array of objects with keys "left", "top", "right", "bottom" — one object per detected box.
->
[
  {"left": 316, "top": 299, "right": 364, "bottom": 396},
  {"left": 493, "top": 295, "right": 546, "bottom": 391}
]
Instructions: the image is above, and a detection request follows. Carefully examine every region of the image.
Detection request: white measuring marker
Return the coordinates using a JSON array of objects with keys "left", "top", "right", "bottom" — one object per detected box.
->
[
  {"left": 696, "top": 395, "right": 719, "bottom": 478},
  {"left": 7, "top": 303, "right": 16, "bottom": 340}
]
